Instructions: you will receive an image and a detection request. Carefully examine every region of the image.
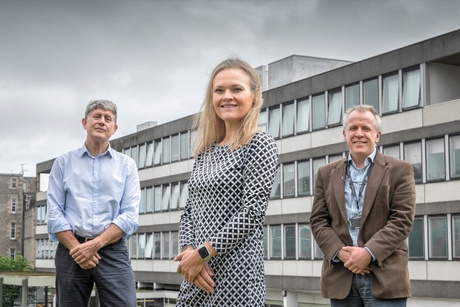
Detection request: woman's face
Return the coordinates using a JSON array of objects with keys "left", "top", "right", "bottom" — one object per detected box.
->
[{"left": 212, "top": 68, "right": 254, "bottom": 126}]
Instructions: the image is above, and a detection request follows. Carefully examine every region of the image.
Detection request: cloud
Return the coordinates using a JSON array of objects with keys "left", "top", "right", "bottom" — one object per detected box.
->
[{"left": 1, "top": 0, "right": 459, "bottom": 175}]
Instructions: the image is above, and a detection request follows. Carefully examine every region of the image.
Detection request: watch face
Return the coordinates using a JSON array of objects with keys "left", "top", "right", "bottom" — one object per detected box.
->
[{"left": 198, "top": 246, "right": 209, "bottom": 258}]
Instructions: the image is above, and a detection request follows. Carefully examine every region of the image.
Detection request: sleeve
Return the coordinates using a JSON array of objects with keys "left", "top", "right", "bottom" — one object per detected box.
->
[
  {"left": 179, "top": 160, "right": 198, "bottom": 251},
  {"left": 209, "top": 132, "right": 279, "bottom": 255},
  {"left": 111, "top": 157, "right": 140, "bottom": 239},
  {"left": 364, "top": 161, "right": 416, "bottom": 265},
  {"left": 47, "top": 157, "right": 72, "bottom": 242}
]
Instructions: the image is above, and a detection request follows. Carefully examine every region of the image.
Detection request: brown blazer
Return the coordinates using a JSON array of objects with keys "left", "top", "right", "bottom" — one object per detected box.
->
[{"left": 310, "top": 152, "right": 416, "bottom": 299}]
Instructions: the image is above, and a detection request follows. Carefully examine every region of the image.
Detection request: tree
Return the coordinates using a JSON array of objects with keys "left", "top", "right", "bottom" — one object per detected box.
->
[{"left": 0, "top": 256, "right": 33, "bottom": 307}]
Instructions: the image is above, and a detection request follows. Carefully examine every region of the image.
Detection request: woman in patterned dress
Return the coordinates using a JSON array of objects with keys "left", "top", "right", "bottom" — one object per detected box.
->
[{"left": 174, "top": 58, "right": 279, "bottom": 306}]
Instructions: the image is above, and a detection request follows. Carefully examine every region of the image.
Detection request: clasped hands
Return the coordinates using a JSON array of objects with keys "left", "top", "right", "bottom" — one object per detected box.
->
[
  {"left": 175, "top": 249, "right": 215, "bottom": 294},
  {"left": 338, "top": 246, "right": 372, "bottom": 275},
  {"left": 69, "top": 241, "right": 101, "bottom": 270}
]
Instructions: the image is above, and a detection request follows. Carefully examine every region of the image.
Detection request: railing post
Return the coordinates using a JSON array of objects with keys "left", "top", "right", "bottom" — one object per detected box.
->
[
  {"left": 0, "top": 277, "right": 3, "bottom": 305},
  {"left": 21, "top": 278, "right": 28, "bottom": 307}
]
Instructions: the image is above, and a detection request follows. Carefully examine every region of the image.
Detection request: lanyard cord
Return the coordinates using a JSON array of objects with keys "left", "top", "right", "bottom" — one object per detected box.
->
[{"left": 347, "top": 162, "right": 373, "bottom": 210}]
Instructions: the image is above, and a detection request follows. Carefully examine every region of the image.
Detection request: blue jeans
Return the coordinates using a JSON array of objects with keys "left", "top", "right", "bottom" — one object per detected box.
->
[
  {"left": 55, "top": 239, "right": 137, "bottom": 307},
  {"left": 331, "top": 274, "right": 407, "bottom": 307}
]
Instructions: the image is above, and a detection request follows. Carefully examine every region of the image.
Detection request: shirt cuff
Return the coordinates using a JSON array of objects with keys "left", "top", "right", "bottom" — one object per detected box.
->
[{"left": 364, "top": 246, "right": 376, "bottom": 261}]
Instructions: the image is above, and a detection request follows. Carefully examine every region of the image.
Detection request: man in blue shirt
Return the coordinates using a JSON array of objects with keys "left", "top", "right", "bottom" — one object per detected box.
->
[
  {"left": 310, "top": 105, "right": 416, "bottom": 306},
  {"left": 47, "top": 100, "right": 140, "bottom": 306}
]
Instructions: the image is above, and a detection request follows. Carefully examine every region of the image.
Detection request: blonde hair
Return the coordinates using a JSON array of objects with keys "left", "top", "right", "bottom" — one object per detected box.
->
[{"left": 193, "top": 58, "right": 263, "bottom": 158}]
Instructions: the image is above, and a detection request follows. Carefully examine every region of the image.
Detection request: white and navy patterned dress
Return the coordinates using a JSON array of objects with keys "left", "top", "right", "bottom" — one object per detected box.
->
[{"left": 177, "top": 131, "right": 279, "bottom": 307}]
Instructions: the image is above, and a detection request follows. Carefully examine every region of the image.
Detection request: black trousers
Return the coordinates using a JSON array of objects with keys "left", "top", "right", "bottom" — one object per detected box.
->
[{"left": 55, "top": 239, "right": 137, "bottom": 307}]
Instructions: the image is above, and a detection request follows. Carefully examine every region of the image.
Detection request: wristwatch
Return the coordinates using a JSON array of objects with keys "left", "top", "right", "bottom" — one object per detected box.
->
[{"left": 197, "top": 244, "right": 211, "bottom": 261}]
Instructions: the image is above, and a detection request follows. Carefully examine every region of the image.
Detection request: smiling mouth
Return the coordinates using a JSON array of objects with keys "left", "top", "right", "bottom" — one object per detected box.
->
[{"left": 221, "top": 105, "right": 237, "bottom": 108}]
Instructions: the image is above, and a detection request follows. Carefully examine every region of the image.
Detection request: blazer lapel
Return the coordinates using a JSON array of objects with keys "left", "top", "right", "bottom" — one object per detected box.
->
[
  {"left": 332, "top": 159, "right": 348, "bottom": 225},
  {"left": 361, "top": 153, "right": 388, "bottom": 223}
]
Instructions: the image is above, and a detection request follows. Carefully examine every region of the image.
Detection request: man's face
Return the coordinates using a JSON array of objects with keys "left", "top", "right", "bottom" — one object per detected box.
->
[
  {"left": 82, "top": 108, "right": 118, "bottom": 143},
  {"left": 343, "top": 110, "right": 380, "bottom": 160}
]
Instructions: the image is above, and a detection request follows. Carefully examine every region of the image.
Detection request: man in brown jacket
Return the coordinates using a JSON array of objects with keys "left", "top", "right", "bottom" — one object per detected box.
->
[{"left": 310, "top": 105, "right": 416, "bottom": 306}]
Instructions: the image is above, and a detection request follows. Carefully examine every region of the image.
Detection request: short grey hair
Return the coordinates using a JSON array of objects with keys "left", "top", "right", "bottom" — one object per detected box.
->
[
  {"left": 343, "top": 105, "right": 382, "bottom": 132},
  {"left": 85, "top": 100, "right": 117, "bottom": 122}
]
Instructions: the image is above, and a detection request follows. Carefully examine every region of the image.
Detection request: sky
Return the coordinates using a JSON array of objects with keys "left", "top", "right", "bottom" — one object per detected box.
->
[{"left": 1, "top": 0, "right": 460, "bottom": 178}]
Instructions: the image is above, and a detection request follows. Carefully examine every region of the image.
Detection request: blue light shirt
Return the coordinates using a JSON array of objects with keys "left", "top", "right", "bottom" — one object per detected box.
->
[
  {"left": 47, "top": 144, "right": 140, "bottom": 242},
  {"left": 345, "top": 147, "right": 377, "bottom": 247}
]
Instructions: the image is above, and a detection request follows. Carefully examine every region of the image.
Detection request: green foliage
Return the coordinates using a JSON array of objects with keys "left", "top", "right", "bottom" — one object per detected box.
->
[
  {"left": 0, "top": 256, "right": 33, "bottom": 272},
  {"left": 1, "top": 256, "right": 34, "bottom": 307}
]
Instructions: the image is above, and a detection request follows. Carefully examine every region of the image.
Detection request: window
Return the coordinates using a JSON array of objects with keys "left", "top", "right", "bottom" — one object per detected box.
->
[
  {"left": 139, "top": 188, "right": 146, "bottom": 214},
  {"left": 268, "top": 107, "right": 281, "bottom": 139},
  {"left": 282, "top": 102, "right": 295, "bottom": 137},
  {"left": 283, "top": 163, "right": 295, "bottom": 198},
  {"left": 138, "top": 233, "right": 146, "bottom": 258},
  {"left": 383, "top": 145, "right": 400, "bottom": 159},
  {"left": 12, "top": 178, "right": 17, "bottom": 189},
  {"left": 327, "top": 90, "right": 342, "bottom": 126},
  {"left": 162, "top": 232, "right": 170, "bottom": 259},
  {"left": 162, "top": 136, "right": 171, "bottom": 164},
  {"left": 284, "top": 225, "right": 296, "bottom": 259},
  {"left": 146, "top": 142, "right": 154, "bottom": 167},
  {"left": 258, "top": 109, "right": 267, "bottom": 132},
  {"left": 154, "top": 233, "right": 161, "bottom": 259},
  {"left": 382, "top": 73, "right": 399, "bottom": 113},
  {"left": 180, "top": 132, "right": 189, "bottom": 160},
  {"left": 36, "top": 206, "right": 46, "bottom": 225},
  {"left": 11, "top": 223, "right": 16, "bottom": 239},
  {"left": 297, "top": 160, "right": 310, "bottom": 196},
  {"left": 270, "top": 169, "right": 281, "bottom": 199},
  {"left": 363, "top": 78, "right": 379, "bottom": 112},
  {"left": 190, "top": 130, "right": 197, "bottom": 158},
  {"left": 408, "top": 217, "right": 424, "bottom": 259},
  {"left": 263, "top": 225, "right": 268, "bottom": 259},
  {"left": 453, "top": 216, "right": 460, "bottom": 259},
  {"left": 138, "top": 143, "right": 147, "bottom": 168},
  {"left": 402, "top": 68, "right": 421, "bottom": 109},
  {"left": 154, "top": 139, "right": 162, "bottom": 165},
  {"left": 11, "top": 198, "right": 16, "bottom": 213},
  {"left": 170, "top": 182, "right": 180, "bottom": 210},
  {"left": 298, "top": 224, "right": 312, "bottom": 259},
  {"left": 130, "top": 234, "right": 138, "bottom": 259},
  {"left": 345, "top": 84, "right": 360, "bottom": 110},
  {"left": 404, "top": 142, "right": 422, "bottom": 183},
  {"left": 171, "top": 231, "right": 179, "bottom": 257},
  {"left": 179, "top": 181, "right": 188, "bottom": 209},
  {"left": 270, "top": 225, "right": 281, "bottom": 259},
  {"left": 296, "top": 98, "right": 310, "bottom": 133},
  {"left": 450, "top": 135, "right": 460, "bottom": 178},
  {"left": 145, "top": 233, "right": 154, "bottom": 259},
  {"left": 312, "top": 94, "right": 326, "bottom": 130},
  {"left": 131, "top": 146, "right": 139, "bottom": 167},
  {"left": 428, "top": 216, "right": 447, "bottom": 259},
  {"left": 146, "top": 187, "right": 154, "bottom": 213},
  {"left": 426, "top": 138, "right": 445, "bottom": 181},
  {"left": 162, "top": 184, "right": 171, "bottom": 211},
  {"left": 154, "top": 186, "right": 162, "bottom": 212},
  {"left": 312, "top": 158, "right": 326, "bottom": 191},
  {"left": 171, "top": 134, "right": 180, "bottom": 162}
]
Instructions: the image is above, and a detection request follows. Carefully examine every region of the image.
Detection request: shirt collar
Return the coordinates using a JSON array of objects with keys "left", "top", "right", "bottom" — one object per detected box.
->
[
  {"left": 347, "top": 147, "right": 377, "bottom": 168},
  {"left": 78, "top": 143, "right": 114, "bottom": 158}
]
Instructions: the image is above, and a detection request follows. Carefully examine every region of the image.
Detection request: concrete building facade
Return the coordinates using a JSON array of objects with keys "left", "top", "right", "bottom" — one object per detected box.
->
[{"left": 34, "top": 29, "right": 460, "bottom": 306}]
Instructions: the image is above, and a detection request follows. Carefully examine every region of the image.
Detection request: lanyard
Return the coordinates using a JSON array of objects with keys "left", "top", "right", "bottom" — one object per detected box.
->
[{"left": 347, "top": 162, "right": 373, "bottom": 210}]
